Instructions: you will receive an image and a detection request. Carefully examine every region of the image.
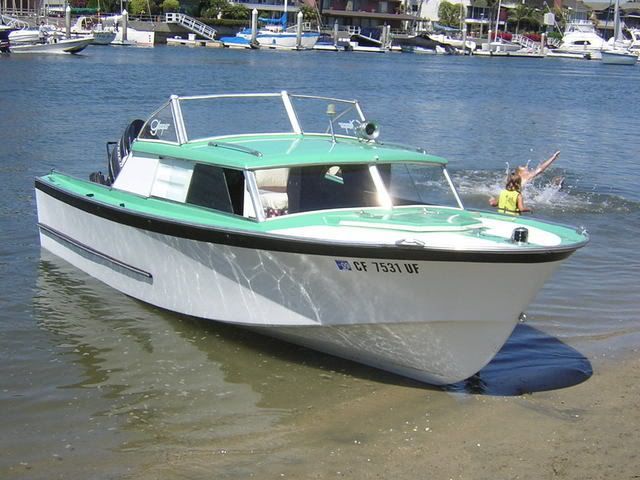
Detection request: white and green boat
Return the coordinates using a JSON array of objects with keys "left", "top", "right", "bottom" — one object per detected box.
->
[{"left": 35, "top": 92, "right": 588, "bottom": 385}]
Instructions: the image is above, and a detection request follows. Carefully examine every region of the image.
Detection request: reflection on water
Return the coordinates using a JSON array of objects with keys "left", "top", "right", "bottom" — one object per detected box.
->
[
  {"left": 35, "top": 254, "right": 285, "bottom": 429},
  {"left": 20, "top": 254, "right": 289, "bottom": 477}
]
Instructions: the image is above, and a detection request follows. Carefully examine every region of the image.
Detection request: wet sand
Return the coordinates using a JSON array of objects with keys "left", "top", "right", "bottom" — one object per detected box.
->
[{"left": 132, "top": 354, "right": 640, "bottom": 479}]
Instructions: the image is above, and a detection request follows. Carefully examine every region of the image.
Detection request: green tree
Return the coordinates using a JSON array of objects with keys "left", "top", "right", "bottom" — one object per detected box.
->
[
  {"left": 299, "top": 4, "right": 318, "bottom": 24},
  {"left": 438, "top": 1, "right": 461, "bottom": 28},
  {"left": 128, "top": 0, "right": 148, "bottom": 15},
  {"left": 202, "top": 0, "right": 227, "bottom": 18},
  {"left": 201, "top": 0, "right": 249, "bottom": 19},
  {"left": 508, "top": 4, "right": 536, "bottom": 34},
  {"left": 222, "top": 2, "right": 248, "bottom": 19},
  {"left": 161, "top": 0, "right": 179, "bottom": 12}
]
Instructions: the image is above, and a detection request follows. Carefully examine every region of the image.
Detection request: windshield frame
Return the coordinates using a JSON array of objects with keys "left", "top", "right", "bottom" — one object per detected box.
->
[{"left": 137, "top": 92, "right": 368, "bottom": 146}]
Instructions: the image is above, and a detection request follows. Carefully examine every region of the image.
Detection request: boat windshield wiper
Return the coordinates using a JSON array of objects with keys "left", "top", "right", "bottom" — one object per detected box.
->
[{"left": 208, "top": 141, "right": 263, "bottom": 157}]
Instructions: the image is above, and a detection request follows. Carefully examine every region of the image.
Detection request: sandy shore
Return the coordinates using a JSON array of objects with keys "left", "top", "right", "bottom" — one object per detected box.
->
[{"left": 133, "top": 354, "right": 640, "bottom": 479}]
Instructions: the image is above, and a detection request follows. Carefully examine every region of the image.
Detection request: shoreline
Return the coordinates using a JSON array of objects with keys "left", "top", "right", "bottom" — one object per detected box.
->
[{"left": 130, "top": 352, "right": 640, "bottom": 479}]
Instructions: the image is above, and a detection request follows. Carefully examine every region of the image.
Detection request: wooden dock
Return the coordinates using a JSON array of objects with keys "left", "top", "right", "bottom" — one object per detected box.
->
[{"left": 166, "top": 36, "right": 223, "bottom": 48}]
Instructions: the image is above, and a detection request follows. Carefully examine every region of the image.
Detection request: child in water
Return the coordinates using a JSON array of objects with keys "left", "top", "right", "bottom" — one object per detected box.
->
[{"left": 489, "top": 172, "right": 531, "bottom": 215}]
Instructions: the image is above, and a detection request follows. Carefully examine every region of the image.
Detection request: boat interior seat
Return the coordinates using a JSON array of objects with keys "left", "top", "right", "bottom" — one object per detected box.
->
[{"left": 256, "top": 168, "right": 289, "bottom": 217}]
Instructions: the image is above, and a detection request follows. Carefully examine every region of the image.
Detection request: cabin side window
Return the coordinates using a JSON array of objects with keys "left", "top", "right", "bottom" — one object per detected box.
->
[
  {"left": 186, "top": 163, "right": 245, "bottom": 215},
  {"left": 150, "top": 158, "right": 194, "bottom": 202}
]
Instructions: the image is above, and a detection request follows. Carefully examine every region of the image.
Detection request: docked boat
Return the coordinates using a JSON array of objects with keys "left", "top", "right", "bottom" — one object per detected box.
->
[
  {"left": 107, "top": 15, "right": 155, "bottom": 46},
  {"left": 313, "top": 33, "right": 341, "bottom": 51},
  {"left": 547, "top": 20, "right": 609, "bottom": 60},
  {"left": 628, "top": 28, "right": 640, "bottom": 54},
  {"left": 34, "top": 92, "right": 589, "bottom": 385},
  {"left": 393, "top": 32, "right": 454, "bottom": 54},
  {"left": 600, "top": 0, "right": 637, "bottom": 65},
  {"left": 601, "top": 49, "right": 637, "bottom": 64},
  {"left": 70, "top": 16, "right": 116, "bottom": 45},
  {"left": 347, "top": 31, "right": 387, "bottom": 53},
  {"left": 428, "top": 32, "right": 477, "bottom": 52},
  {"left": 241, "top": 23, "right": 319, "bottom": 50},
  {"left": 222, "top": 21, "right": 319, "bottom": 50},
  {"left": 0, "top": 24, "right": 12, "bottom": 53},
  {"left": 223, "top": 0, "right": 319, "bottom": 50}
]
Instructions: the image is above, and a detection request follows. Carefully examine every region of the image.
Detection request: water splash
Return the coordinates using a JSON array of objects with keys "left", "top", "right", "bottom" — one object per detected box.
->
[{"left": 452, "top": 169, "right": 638, "bottom": 214}]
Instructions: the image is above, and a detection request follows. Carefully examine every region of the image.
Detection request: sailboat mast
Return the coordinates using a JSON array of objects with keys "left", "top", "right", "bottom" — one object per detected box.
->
[
  {"left": 494, "top": 0, "right": 502, "bottom": 42},
  {"left": 284, "top": 0, "right": 288, "bottom": 26},
  {"left": 613, "top": 0, "right": 621, "bottom": 42}
]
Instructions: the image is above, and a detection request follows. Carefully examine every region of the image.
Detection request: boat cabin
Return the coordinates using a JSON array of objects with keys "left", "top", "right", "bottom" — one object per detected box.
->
[{"left": 110, "top": 92, "right": 462, "bottom": 223}]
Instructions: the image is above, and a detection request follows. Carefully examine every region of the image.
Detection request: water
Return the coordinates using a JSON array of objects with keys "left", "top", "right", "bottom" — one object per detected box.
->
[{"left": 1, "top": 47, "right": 639, "bottom": 478}]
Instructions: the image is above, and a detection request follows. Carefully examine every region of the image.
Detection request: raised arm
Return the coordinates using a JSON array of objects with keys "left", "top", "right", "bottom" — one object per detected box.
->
[{"left": 533, "top": 150, "right": 560, "bottom": 178}]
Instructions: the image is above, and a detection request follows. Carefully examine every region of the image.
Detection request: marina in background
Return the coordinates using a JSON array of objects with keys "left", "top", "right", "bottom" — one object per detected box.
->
[
  {"left": 1, "top": 0, "right": 640, "bottom": 60},
  {"left": 1, "top": 11, "right": 640, "bottom": 480}
]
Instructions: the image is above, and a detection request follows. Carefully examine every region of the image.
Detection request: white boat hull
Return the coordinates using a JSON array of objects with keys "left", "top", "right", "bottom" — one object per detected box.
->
[
  {"left": 90, "top": 31, "right": 117, "bottom": 45},
  {"left": 601, "top": 50, "right": 638, "bottom": 65},
  {"left": 10, "top": 36, "right": 93, "bottom": 54},
  {"left": 313, "top": 43, "right": 340, "bottom": 51},
  {"left": 112, "top": 27, "right": 154, "bottom": 46},
  {"left": 546, "top": 50, "right": 594, "bottom": 60},
  {"left": 36, "top": 187, "right": 565, "bottom": 384},
  {"left": 238, "top": 31, "right": 319, "bottom": 50}
]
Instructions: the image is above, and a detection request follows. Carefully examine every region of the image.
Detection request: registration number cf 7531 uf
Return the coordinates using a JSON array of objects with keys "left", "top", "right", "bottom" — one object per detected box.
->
[{"left": 335, "top": 260, "right": 420, "bottom": 274}]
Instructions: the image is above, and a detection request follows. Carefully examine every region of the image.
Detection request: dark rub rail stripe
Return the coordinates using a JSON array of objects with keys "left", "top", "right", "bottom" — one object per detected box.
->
[
  {"left": 38, "top": 222, "right": 153, "bottom": 279},
  {"left": 35, "top": 178, "right": 581, "bottom": 264}
]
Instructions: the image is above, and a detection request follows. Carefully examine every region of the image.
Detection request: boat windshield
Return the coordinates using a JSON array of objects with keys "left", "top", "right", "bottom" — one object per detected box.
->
[
  {"left": 254, "top": 162, "right": 460, "bottom": 218},
  {"left": 137, "top": 93, "right": 366, "bottom": 144},
  {"left": 289, "top": 95, "right": 364, "bottom": 137}
]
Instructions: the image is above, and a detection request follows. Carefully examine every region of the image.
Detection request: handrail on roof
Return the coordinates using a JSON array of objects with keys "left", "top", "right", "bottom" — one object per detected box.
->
[
  {"left": 177, "top": 93, "right": 284, "bottom": 101},
  {"left": 208, "top": 141, "right": 263, "bottom": 157}
]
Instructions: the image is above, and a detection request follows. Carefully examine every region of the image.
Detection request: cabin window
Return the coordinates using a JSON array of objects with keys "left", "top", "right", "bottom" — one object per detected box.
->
[
  {"left": 253, "top": 163, "right": 459, "bottom": 218},
  {"left": 254, "top": 164, "right": 380, "bottom": 217},
  {"left": 186, "top": 164, "right": 245, "bottom": 215},
  {"left": 150, "top": 158, "right": 194, "bottom": 202}
]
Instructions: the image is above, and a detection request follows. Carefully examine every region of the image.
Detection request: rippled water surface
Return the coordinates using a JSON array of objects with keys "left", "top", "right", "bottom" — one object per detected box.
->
[{"left": 1, "top": 47, "right": 639, "bottom": 478}]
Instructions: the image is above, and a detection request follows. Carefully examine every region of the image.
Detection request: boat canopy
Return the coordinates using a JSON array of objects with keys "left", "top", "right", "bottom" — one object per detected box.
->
[
  {"left": 132, "top": 134, "right": 447, "bottom": 170},
  {"left": 132, "top": 92, "right": 447, "bottom": 170},
  {"left": 259, "top": 13, "right": 287, "bottom": 25}
]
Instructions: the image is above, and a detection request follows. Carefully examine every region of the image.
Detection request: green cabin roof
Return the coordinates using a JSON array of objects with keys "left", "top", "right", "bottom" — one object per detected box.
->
[{"left": 131, "top": 134, "right": 447, "bottom": 170}]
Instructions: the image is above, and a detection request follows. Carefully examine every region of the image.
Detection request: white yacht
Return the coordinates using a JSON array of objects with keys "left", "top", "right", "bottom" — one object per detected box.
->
[{"left": 548, "top": 20, "right": 610, "bottom": 59}]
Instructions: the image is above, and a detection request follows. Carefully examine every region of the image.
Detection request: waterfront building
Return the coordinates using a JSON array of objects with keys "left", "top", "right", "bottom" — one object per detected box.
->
[
  {"left": 228, "top": 0, "right": 302, "bottom": 14},
  {"left": 318, "top": 0, "right": 416, "bottom": 30}
]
